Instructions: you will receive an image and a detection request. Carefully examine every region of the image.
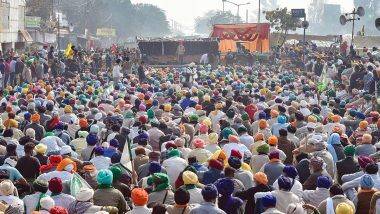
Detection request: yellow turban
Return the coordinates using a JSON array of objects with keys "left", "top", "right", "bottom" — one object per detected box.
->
[
  {"left": 164, "top": 104, "right": 172, "bottom": 112},
  {"left": 21, "top": 88, "right": 28, "bottom": 94},
  {"left": 35, "top": 143, "right": 47, "bottom": 154},
  {"left": 335, "top": 203, "right": 354, "bottom": 214},
  {"left": 4, "top": 119, "right": 18, "bottom": 129},
  {"left": 64, "top": 105, "right": 73, "bottom": 114},
  {"left": 202, "top": 118, "right": 212, "bottom": 127},
  {"left": 208, "top": 133, "right": 218, "bottom": 144},
  {"left": 182, "top": 171, "right": 198, "bottom": 185}
]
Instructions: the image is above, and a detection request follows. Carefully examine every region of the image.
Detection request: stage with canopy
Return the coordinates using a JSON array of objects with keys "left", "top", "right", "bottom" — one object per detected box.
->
[{"left": 210, "top": 23, "right": 270, "bottom": 53}]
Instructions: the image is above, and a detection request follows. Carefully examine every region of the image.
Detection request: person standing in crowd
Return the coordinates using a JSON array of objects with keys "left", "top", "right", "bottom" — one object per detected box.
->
[
  {"left": 177, "top": 41, "right": 186, "bottom": 65},
  {"left": 112, "top": 58, "right": 122, "bottom": 85},
  {"left": 138, "top": 61, "right": 146, "bottom": 83}
]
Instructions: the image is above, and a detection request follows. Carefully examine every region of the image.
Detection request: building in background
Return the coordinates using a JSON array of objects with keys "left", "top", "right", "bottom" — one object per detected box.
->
[
  {"left": 320, "top": 4, "right": 341, "bottom": 35},
  {"left": 0, "top": 0, "right": 32, "bottom": 52}
]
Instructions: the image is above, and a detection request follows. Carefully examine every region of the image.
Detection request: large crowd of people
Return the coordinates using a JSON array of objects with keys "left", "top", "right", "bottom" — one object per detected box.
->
[{"left": 0, "top": 40, "right": 376, "bottom": 214}]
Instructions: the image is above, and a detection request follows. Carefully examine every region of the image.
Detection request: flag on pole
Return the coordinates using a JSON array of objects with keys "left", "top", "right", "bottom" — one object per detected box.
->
[
  {"left": 64, "top": 43, "right": 74, "bottom": 59},
  {"left": 317, "top": 65, "right": 328, "bottom": 93}
]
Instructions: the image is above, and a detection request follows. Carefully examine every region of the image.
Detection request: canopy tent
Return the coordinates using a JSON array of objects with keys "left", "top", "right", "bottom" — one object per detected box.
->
[{"left": 210, "top": 23, "right": 270, "bottom": 53}]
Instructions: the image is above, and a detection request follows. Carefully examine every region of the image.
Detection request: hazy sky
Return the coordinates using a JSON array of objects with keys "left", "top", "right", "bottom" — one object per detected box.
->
[{"left": 131, "top": 0, "right": 354, "bottom": 29}]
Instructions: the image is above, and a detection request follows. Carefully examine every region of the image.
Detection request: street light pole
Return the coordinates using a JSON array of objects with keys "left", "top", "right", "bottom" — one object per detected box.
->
[{"left": 224, "top": 0, "right": 250, "bottom": 23}]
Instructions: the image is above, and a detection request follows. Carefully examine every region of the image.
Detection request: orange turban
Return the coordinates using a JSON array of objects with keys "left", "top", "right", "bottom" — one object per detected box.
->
[
  {"left": 31, "top": 113, "right": 40, "bottom": 123},
  {"left": 258, "top": 119, "right": 267, "bottom": 129},
  {"left": 131, "top": 188, "right": 148, "bottom": 206},
  {"left": 228, "top": 135, "right": 239, "bottom": 143},
  {"left": 211, "top": 150, "right": 227, "bottom": 164},
  {"left": 332, "top": 115, "right": 341, "bottom": 123},
  {"left": 359, "top": 121, "right": 368, "bottom": 129},
  {"left": 26, "top": 94, "right": 33, "bottom": 101},
  {"left": 137, "top": 93, "right": 144, "bottom": 100},
  {"left": 254, "top": 172, "right": 268, "bottom": 185},
  {"left": 56, "top": 158, "right": 77, "bottom": 172},
  {"left": 5, "top": 106, "right": 12, "bottom": 113},
  {"left": 79, "top": 118, "right": 88, "bottom": 128},
  {"left": 268, "top": 135, "right": 278, "bottom": 146}
]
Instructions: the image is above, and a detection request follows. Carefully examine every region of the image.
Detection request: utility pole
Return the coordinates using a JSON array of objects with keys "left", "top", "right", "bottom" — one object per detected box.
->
[
  {"left": 339, "top": 7, "right": 365, "bottom": 46},
  {"left": 57, "top": 0, "right": 60, "bottom": 52},
  {"left": 258, "top": 0, "right": 261, "bottom": 23},
  {"left": 246, "top": 9, "right": 248, "bottom": 23}
]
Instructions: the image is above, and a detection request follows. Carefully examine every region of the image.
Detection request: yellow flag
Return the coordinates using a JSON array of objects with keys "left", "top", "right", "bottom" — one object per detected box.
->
[{"left": 64, "top": 43, "right": 73, "bottom": 59}]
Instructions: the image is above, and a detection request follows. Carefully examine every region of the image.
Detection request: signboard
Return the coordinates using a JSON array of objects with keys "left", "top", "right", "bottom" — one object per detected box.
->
[
  {"left": 25, "top": 16, "right": 41, "bottom": 28},
  {"left": 291, "top": 9, "right": 306, "bottom": 18},
  {"left": 96, "top": 28, "right": 116, "bottom": 37}
]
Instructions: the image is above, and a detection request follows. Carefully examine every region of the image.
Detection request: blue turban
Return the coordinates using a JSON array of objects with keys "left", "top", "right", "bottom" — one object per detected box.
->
[
  {"left": 111, "top": 153, "right": 121, "bottom": 164},
  {"left": 221, "top": 127, "right": 234, "bottom": 139},
  {"left": 110, "top": 139, "right": 119, "bottom": 148},
  {"left": 349, "top": 109, "right": 357, "bottom": 117},
  {"left": 283, "top": 166, "right": 298, "bottom": 179},
  {"left": 317, "top": 176, "right": 332, "bottom": 189},
  {"left": 94, "top": 146, "right": 104, "bottom": 155},
  {"left": 228, "top": 157, "right": 242, "bottom": 169},
  {"left": 149, "top": 161, "right": 162, "bottom": 175},
  {"left": 258, "top": 111, "right": 267, "bottom": 119},
  {"left": 202, "top": 184, "right": 218, "bottom": 201},
  {"left": 55, "top": 122, "right": 64, "bottom": 130},
  {"left": 356, "top": 112, "right": 366, "bottom": 120},
  {"left": 24, "top": 112, "right": 31, "bottom": 120},
  {"left": 262, "top": 195, "right": 276, "bottom": 208},
  {"left": 277, "top": 175, "right": 292, "bottom": 191},
  {"left": 327, "top": 133, "right": 341, "bottom": 145},
  {"left": 97, "top": 169, "right": 113, "bottom": 185},
  {"left": 215, "top": 178, "right": 234, "bottom": 196},
  {"left": 86, "top": 133, "right": 98, "bottom": 146},
  {"left": 361, "top": 174, "right": 374, "bottom": 189},
  {"left": 277, "top": 115, "right": 287, "bottom": 124},
  {"left": 138, "top": 131, "right": 149, "bottom": 141}
]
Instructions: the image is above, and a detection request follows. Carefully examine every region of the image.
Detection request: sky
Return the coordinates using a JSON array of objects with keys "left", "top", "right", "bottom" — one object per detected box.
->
[{"left": 131, "top": 0, "right": 354, "bottom": 32}]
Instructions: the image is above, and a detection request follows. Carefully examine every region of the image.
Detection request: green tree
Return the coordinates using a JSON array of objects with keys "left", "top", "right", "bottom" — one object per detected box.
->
[
  {"left": 26, "top": 0, "right": 171, "bottom": 39},
  {"left": 26, "top": 0, "right": 52, "bottom": 19},
  {"left": 264, "top": 7, "right": 299, "bottom": 47},
  {"left": 133, "top": 4, "right": 170, "bottom": 37},
  {"left": 195, "top": 10, "right": 241, "bottom": 35}
]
